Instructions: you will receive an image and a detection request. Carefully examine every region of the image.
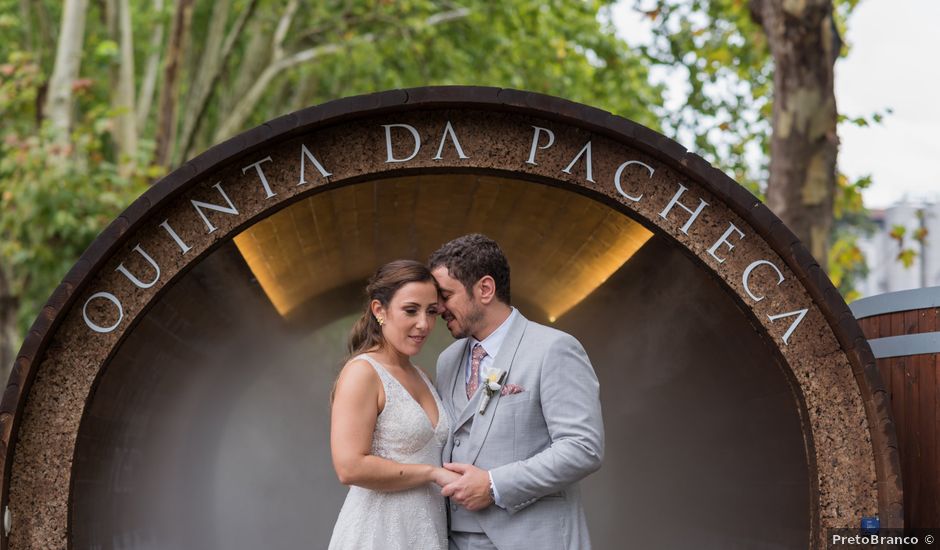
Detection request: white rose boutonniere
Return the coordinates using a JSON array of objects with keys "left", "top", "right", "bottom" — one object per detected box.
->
[{"left": 478, "top": 367, "right": 508, "bottom": 415}]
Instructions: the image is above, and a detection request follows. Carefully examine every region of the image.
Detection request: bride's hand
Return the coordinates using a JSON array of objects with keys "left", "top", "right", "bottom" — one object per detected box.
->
[{"left": 431, "top": 467, "right": 461, "bottom": 488}]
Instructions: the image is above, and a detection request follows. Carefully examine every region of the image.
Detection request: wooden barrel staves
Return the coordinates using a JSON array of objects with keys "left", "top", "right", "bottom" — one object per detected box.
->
[{"left": 853, "top": 287, "right": 940, "bottom": 531}]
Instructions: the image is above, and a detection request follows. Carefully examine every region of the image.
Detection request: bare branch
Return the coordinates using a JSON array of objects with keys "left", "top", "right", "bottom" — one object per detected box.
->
[
  {"left": 177, "top": 0, "right": 259, "bottom": 163},
  {"left": 19, "top": 0, "right": 33, "bottom": 53},
  {"left": 212, "top": 7, "right": 469, "bottom": 143},
  {"left": 136, "top": 0, "right": 165, "bottom": 128},
  {"left": 425, "top": 7, "right": 469, "bottom": 26},
  {"left": 213, "top": 38, "right": 366, "bottom": 142},
  {"left": 272, "top": 0, "right": 300, "bottom": 60}
]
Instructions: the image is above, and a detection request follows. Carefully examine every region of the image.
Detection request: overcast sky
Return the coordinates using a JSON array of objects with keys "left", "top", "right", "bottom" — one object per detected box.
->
[{"left": 612, "top": 1, "right": 940, "bottom": 210}]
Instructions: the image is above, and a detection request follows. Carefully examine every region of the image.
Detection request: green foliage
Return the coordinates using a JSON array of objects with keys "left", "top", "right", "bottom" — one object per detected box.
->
[
  {"left": 839, "top": 107, "right": 893, "bottom": 128},
  {"left": 888, "top": 210, "right": 929, "bottom": 269},
  {"left": 636, "top": 0, "right": 772, "bottom": 194},
  {"left": 0, "top": 53, "right": 150, "bottom": 332},
  {"left": 829, "top": 172, "right": 873, "bottom": 301},
  {"left": 888, "top": 224, "right": 906, "bottom": 242},
  {"left": 638, "top": 0, "right": 884, "bottom": 300},
  {"left": 207, "top": 0, "right": 662, "bottom": 144},
  {"left": 0, "top": 0, "right": 663, "bottom": 350},
  {"left": 637, "top": 0, "right": 862, "bottom": 193},
  {"left": 896, "top": 248, "right": 917, "bottom": 268}
]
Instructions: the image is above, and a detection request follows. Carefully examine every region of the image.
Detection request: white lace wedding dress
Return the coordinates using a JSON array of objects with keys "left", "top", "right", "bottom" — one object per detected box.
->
[{"left": 328, "top": 354, "right": 450, "bottom": 550}]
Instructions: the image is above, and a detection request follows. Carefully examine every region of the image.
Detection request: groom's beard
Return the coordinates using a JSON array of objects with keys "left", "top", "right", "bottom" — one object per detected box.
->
[{"left": 448, "top": 303, "right": 485, "bottom": 339}]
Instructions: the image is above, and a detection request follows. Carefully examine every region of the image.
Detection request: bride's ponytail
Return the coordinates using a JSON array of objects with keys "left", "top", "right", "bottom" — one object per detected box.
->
[{"left": 346, "top": 308, "right": 383, "bottom": 359}]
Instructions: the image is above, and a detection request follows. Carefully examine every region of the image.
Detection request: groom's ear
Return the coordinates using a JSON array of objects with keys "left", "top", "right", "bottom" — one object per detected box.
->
[{"left": 476, "top": 275, "right": 497, "bottom": 305}]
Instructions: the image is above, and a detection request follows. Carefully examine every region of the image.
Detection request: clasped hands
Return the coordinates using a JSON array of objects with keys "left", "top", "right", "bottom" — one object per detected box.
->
[{"left": 431, "top": 462, "right": 493, "bottom": 511}]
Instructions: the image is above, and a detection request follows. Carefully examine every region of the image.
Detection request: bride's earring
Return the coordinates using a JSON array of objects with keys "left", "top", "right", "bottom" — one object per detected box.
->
[{"left": 376, "top": 316, "right": 385, "bottom": 326}]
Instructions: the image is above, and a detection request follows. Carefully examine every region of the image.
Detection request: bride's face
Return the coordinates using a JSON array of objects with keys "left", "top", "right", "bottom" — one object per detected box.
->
[{"left": 373, "top": 281, "right": 440, "bottom": 357}]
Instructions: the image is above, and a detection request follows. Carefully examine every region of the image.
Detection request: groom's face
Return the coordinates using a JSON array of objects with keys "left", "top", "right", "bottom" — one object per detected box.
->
[{"left": 431, "top": 265, "right": 484, "bottom": 339}]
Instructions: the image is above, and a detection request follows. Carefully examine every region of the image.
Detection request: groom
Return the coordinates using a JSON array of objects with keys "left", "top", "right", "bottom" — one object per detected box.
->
[{"left": 429, "top": 234, "right": 604, "bottom": 550}]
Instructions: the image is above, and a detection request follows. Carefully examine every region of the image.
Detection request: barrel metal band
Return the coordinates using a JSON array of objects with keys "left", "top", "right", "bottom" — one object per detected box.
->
[
  {"left": 867, "top": 332, "right": 940, "bottom": 359},
  {"left": 850, "top": 287, "right": 940, "bottom": 320}
]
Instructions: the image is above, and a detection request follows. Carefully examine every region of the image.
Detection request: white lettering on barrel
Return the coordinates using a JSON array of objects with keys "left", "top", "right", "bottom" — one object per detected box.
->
[
  {"left": 526, "top": 126, "right": 555, "bottom": 165},
  {"left": 433, "top": 121, "right": 469, "bottom": 160},
  {"left": 562, "top": 141, "right": 595, "bottom": 183},
  {"left": 768, "top": 309, "right": 808, "bottom": 345},
  {"left": 742, "top": 260, "right": 785, "bottom": 302},
  {"left": 298, "top": 144, "right": 332, "bottom": 185},
  {"left": 614, "top": 160, "right": 653, "bottom": 202},
  {"left": 82, "top": 292, "right": 124, "bottom": 333},
  {"left": 242, "top": 156, "right": 276, "bottom": 199},
  {"left": 659, "top": 184, "right": 708, "bottom": 234},
  {"left": 190, "top": 183, "right": 239, "bottom": 234},
  {"left": 707, "top": 223, "right": 745, "bottom": 264},
  {"left": 115, "top": 244, "right": 161, "bottom": 289},
  {"left": 383, "top": 124, "right": 421, "bottom": 163},
  {"left": 158, "top": 220, "right": 191, "bottom": 254}
]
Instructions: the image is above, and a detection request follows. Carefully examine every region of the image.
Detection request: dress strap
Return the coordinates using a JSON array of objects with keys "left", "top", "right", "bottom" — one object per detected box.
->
[
  {"left": 414, "top": 365, "right": 434, "bottom": 387},
  {"left": 354, "top": 354, "right": 392, "bottom": 387}
]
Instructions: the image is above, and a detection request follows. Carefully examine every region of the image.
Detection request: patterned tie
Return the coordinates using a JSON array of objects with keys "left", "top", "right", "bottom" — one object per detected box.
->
[{"left": 467, "top": 343, "right": 488, "bottom": 399}]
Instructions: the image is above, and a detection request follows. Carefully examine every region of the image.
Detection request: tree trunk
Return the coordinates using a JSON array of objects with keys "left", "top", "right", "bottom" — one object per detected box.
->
[
  {"left": 750, "top": 0, "right": 841, "bottom": 269},
  {"left": 19, "top": 0, "right": 33, "bottom": 54},
  {"left": 0, "top": 265, "right": 18, "bottom": 387},
  {"left": 136, "top": 0, "right": 166, "bottom": 131},
  {"left": 43, "top": 0, "right": 88, "bottom": 140},
  {"left": 219, "top": 17, "right": 268, "bottom": 120},
  {"left": 212, "top": 0, "right": 300, "bottom": 143},
  {"left": 154, "top": 0, "right": 195, "bottom": 168},
  {"left": 289, "top": 71, "right": 315, "bottom": 112},
  {"left": 104, "top": 0, "right": 117, "bottom": 37},
  {"left": 114, "top": 0, "right": 138, "bottom": 174},
  {"left": 176, "top": 0, "right": 259, "bottom": 165},
  {"left": 35, "top": 1, "right": 56, "bottom": 67}
]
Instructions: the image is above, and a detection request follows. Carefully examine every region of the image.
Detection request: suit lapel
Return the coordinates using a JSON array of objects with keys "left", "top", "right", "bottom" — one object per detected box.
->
[
  {"left": 466, "top": 313, "right": 528, "bottom": 464},
  {"left": 453, "top": 383, "right": 482, "bottom": 429},
  {"left": 450, "top": 340, "right": 474, "bottom": 428}
]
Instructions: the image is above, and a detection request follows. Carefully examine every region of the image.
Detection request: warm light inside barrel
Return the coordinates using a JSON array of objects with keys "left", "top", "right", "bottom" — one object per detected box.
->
[{"left": 233, "top": 175, "right": 653, "bottom": 322}]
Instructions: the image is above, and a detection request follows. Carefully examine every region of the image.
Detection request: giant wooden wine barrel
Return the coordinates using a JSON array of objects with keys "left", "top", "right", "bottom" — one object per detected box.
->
[
  {"left": 853, "top": 287, "right": 939, "bottom": 531},
  {"left": 0, "top": 88, "right": 901, "bottom": 549}
]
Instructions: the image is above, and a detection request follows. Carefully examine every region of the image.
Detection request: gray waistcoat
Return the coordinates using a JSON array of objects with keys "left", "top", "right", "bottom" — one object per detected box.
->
[{"left": 449, "top": 379, "right": 484, "bottom": 532}]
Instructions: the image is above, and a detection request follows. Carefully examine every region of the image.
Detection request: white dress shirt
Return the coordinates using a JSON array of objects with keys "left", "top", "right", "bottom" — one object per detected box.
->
[{"left": 465, "top": 307, "right": 518, "bottom": 384}]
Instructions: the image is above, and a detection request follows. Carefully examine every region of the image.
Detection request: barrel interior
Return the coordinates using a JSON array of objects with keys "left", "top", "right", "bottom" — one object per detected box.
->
[{"left": 71, "top": 175, "right": 811, "bottom": 548}]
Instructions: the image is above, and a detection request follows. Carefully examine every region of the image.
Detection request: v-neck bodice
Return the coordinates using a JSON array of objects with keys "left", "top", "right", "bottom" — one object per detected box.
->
[
  {"left": 328, "top": 356, "right": 450, "bottom": 550},
  {"left": 356, "top": 354, "right": 449, "bottom": 462}
]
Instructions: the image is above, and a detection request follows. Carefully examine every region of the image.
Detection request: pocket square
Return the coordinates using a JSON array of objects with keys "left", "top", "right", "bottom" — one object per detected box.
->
[{"left": 500, "top": 383, "right": 525, "bottom": 396}]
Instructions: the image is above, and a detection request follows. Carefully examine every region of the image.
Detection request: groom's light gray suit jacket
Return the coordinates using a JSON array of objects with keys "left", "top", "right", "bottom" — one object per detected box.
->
[{"left": 435, "top": 312, "right": 604, "bottom": 550}]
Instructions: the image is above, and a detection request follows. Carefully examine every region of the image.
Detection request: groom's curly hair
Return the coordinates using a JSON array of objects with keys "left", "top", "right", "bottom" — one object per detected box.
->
[{"left": 428, "top": 234, "right": 511, "bottom": 305}]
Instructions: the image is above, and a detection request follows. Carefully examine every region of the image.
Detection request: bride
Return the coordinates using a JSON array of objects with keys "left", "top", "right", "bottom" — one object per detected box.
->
[{"left": 328, "top": 260, "right": 456, "bottom": 550}]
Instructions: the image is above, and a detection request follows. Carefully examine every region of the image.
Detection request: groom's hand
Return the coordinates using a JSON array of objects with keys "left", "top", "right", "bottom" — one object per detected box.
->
[{"left": 440, "top": 463, "right": 493, "bottom": 511}]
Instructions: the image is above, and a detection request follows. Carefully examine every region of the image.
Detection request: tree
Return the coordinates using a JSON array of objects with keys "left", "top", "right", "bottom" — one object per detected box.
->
[
  {"left": 638, "top": 0, "right": 868, "bottom": 276},
  {"left": 174, "top": 0, "right": 664, "bottom": 164},
  {"left": 750, "top": 0, "right": 840, "bottom": 267},
  {"left": 0, "top": 0, "right": 662, "bottom": 383},
  {"left": 0, "top": 0, "right": 155, "bottom": 380}
]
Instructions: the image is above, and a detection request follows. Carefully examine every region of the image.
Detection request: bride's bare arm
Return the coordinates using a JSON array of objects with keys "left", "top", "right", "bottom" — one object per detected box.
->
[{"left": 331, "top": 359, "right": 452, "bottom": 491}]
